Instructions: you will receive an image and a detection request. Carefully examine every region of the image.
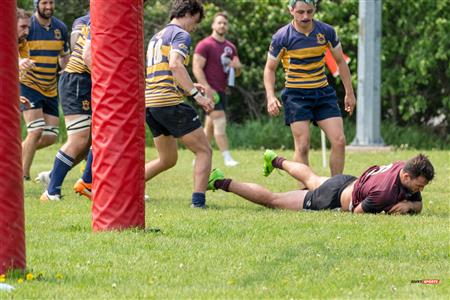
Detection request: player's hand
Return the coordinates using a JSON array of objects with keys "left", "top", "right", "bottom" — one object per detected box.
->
[
  {"left": 267, "top": 95, "right": 282, "bottom": 116},
  {"left": 193, "top": 83, "right": 207, "bottom": 95},
  {"left": 388, "top": 201, "right": 411, "bottom": 215},
  {"left": 344, "top": 93, "right": 356, "bottom": 116},
  {"left": 20, "top": 96, "right": 33, "bottom": 109},
  {"left": 195, "top": 94, "right": 214, "bottom": 114},
  {"left": 204, "top": 86, "right": 216, "bottom": 102},
  {"left": 19, "top": 58, "right": 35, "bottom": 72},
  {"left": 229, "top": 56, "right": 242, "bottom": 69}
]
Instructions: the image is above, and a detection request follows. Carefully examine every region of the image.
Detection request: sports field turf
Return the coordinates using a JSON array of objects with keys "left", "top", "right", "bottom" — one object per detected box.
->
[{"left": 4, "top": 146, "right": 449, "bottom": 299}]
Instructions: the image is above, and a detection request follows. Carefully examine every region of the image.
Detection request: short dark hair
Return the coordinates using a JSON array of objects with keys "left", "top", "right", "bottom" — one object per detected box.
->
[
  {"left": 17, "top": 7, "right": 32, "bottom": 19},
  {"left": 169, "top": 0, "right": 204, "bottom": 22},
  {"left": 403, "top": 154, "right": 435, "bottom": 182},
  {"left": 213, "top": 11, "right": 228, "bottom": 22}
]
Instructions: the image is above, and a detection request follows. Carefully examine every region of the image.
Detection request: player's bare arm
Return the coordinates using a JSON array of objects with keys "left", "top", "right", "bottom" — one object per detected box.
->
[
  {"left": 192, "top": 53, "right": 215, "bottom": 99},
  {"left": 388, "top": 201, "right": 422, "bottom": 215},
  {"left": 230, "top": 56, "right": 242, "bottom": 76},
  {"left": 263, "top": 57, "right": 282, "bottom": 116},
  {"left": 170, "top": 52, "right": 214, "bottom": 113},
  {"left": 59, "top": 54, "right": 70, "bottom": 70},
  {"left": 19, "top": 58, "right": 36, "bottom": 72},
  {"left": 82, "top": 40, "right": 92, "bottom": 69},
  {"left": 330, "top": 44, "right": 356, "bottom": 115}
]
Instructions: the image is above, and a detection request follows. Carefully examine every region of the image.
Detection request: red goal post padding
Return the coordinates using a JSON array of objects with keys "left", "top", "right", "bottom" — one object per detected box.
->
[{"left": 0, "top": 0, "right": 26, "bottom": 273}]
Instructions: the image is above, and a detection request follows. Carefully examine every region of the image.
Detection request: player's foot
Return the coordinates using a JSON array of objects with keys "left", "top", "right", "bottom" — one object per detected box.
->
[
  {"left": 224, "top": 158, "right": 239, "bottom": 167},
  {"left": 23, "top": 175, "right": 31, "bottom": 181},
  {"left": 207, "top": 168, "right": 225, "bottom": 191},
  {"left": 73, "top": 179, "right": 92, "bottom": 200},
  {"left": 263, "top": 149, "right": 278, "bottom": 177},
  {"left": 40, "top": 191, "right": 61, "bottom": 202},
  {"left": 34, "top": 171, "right": 51, "bottom": 188},
  {"left": 190, "top": 203, "right": 207, "bottom": 209},
  {"left": 144, "top": 194, "right": 150, "bottom": 202}
]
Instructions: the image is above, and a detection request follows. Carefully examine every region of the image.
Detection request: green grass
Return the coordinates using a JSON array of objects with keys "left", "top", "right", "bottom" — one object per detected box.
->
[{"left": 5, "top": 147, "right": 449, "bottom": 299}]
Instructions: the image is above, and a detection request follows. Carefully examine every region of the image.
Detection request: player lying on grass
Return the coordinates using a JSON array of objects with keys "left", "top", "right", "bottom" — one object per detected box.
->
[{"left": 207, "top": 150, "right": 434, "bottom": 214}]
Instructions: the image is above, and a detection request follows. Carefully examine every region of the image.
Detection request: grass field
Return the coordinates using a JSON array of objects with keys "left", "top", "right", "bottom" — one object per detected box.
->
[{"left": 4, "top": 146, "right": 449, "bottom": 299}]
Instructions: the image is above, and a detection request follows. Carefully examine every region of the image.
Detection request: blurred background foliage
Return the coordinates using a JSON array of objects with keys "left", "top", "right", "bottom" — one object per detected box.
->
[{"left": 18, "top": 0, "right": 449, "bottom": 146}]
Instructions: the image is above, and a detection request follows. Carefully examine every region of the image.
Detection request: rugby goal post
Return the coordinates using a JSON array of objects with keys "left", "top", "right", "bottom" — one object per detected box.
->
[
  {"left": 90, "top": 0, "right": 146, "bottom": 231},
  {"left": 0, "top": 0, "right": 26, "bottom": 273}
]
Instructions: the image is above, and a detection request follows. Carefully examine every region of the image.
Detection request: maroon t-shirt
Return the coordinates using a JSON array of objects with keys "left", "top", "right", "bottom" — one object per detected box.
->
[
  {"left": 352, "top": 162, "right": 422, "bottom": 213},
  {"left": 194, "top": 36, "right": 238, "bottom": 92}
]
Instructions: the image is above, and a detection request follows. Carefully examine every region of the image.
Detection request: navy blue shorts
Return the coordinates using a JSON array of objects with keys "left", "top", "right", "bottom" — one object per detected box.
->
[
  {"left": 146, "top": 103, "right": 202, "bottom": 138},
  {"left": 281, "top": 85, "right": 341, "bottom": 125},
  {"left": 20, "top": 83, "right": 59, "bottom": 117},
  {"left": 213, "top": 91, "right": 227, "bottom": 111},
  {"left": 59, "top": 72, "right": 92, "bottom": 116}
]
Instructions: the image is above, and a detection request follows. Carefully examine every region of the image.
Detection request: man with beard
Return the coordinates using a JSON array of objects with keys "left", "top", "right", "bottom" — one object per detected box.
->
[
  {"left": 20, "top": 0, "right": 69, "bottom": 180},
  {"left": 193, "top": 12, "right": 242, "bottom": 167},
  {"left": 17, "top": 8, "right": 33, "bottom": 108},
  {"left": 208, "top": 151, "right": 434, "bottom": 215},
  {"left": 264, "top": 0, "right": 356, "bottom": 177}
]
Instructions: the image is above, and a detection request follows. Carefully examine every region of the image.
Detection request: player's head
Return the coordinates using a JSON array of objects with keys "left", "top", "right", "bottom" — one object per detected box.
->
[
  {"left": 17, "top": 8, "right": 32, "bottom": 42},
  {"left": 170, "top": 0, "right": 204, "bottom": 32},
  {"left": 288, "top": 0, "right": 316, "bottom": 28},
  {"left": 212, "top": 12, "right": 228, "bottom": 37},
  {"left": 35, "top": 0, "right": 55, "bottom": 20},
  {"left": 400, "top": 154, "right": 435, "bottom": 193}
]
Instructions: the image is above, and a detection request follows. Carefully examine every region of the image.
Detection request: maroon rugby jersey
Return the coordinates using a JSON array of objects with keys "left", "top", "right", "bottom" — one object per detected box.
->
[
  {"left": 194, "top": 36, "right": 238, "bottom": 92},
  {"left": 351, "top": 162, "right": 422, "bottom": 213}
]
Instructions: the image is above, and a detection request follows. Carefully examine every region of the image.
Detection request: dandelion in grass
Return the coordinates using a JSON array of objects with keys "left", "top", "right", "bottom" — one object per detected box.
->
[
  {"left": 55, "top": 273, "right": 63, "bottom": 280},
  {"left": 0, "top": 274, "right": 5, "bottom": 282},
  {"left": 26, "top": 273, "right": 34, "bottom": 281},
  {"left": 17, "top": 278, "right": 24, "bottom": 284}
]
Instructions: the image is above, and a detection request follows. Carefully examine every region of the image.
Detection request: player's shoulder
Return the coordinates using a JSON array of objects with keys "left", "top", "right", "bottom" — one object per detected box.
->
[
  {"left": 51, "top": 16, "right": 68, "bottom": 31},
  {"left": 273, "top": 23, "right": 292, "bottom": 39},
  {"left": 314, "top": 20, "right": 335, "bottom": 33}
]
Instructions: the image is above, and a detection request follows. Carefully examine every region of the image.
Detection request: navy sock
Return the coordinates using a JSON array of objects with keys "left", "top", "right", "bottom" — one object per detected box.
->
[
  {"left": 192, "top": 192, "right": 206, "bottom": 207},
  {"left": 82, "top": 149, "right": 93, "bottom": 184},
  {"left": 47, "top": 150, "right": 74, "bottom": 195}
]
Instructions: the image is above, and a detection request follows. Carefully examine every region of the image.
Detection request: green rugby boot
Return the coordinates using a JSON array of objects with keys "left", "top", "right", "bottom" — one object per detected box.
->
[
  {"left": 207, "top": 168, "right": 225, "bottom": 191},
  {"left": 263, "top": 149, "right": 278, "bottom": 177}
]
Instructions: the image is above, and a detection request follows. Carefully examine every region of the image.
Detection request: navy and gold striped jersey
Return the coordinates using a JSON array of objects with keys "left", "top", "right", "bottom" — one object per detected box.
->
[
  {"left": 65, "top": 15, "right": 90, "bottom": 74},
  {"left": 145, "top": 24, "right": 191, "bottom": 108},
  {"left": 268, "top": 20, "right": 340, "bottom": 89},
  {"left": 71, "top": 12, "right": 90, "bottom": 37},
  {"left": 20, "top": 15, "right": 69, "bottom": 97}
]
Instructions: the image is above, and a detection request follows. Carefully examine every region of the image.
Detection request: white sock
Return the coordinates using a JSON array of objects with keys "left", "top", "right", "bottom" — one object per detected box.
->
[{"left": 222, "top": 150, "right": 232, "bottom": 161}]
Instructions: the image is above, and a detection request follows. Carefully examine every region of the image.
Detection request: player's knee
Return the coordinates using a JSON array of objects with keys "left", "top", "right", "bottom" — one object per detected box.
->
[
  {"left": 26, "top": 118, "right": 45, "bottom": 138},
  {"left": 330, "top": 134, "right": 346, "bottom": 148},
  {"left": 213, "top": 116, "right": 227, "bottom": 136},
  {"left": 296, "top": 141, "right": 310, "bottom": 156},
  {"left": 160, "top": 155, "right": 177, "bottom": 169},
  {"left": 66, "top": 115, "right": 91, "bottom": 137}
]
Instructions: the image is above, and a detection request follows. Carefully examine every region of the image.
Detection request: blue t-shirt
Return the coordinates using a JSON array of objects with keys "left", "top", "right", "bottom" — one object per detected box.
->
[{"left": 268, "top": 20, "right": 339, "bottom": 89}]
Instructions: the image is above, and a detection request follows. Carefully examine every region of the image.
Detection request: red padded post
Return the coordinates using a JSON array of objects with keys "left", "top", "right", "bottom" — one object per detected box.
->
[
  {"left": 91, "top": 0, "right": 146, "bottom": 230},
  {"left": 0, "top": 0, "right": 26, "bottom": 273}
]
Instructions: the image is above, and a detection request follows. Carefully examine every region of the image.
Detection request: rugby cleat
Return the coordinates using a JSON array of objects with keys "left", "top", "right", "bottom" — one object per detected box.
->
[
  {"left": 40, "top": 191, "right": 61, "bottom": 202},
  {"left": 207, "top": 168, "right": 225, "bottom": 191},
  {"left": 34, "top": 171, "right": 51, "bottom": 188},
  {"left": 263, "top": 149, "right": 278, "bottom": 177},
  {"left": 224, "top": 158, "right": 239, "bottom": 167},
  {"left": 73, "top": 179, "right": 92, "bottom": 200},
  {"left": 144, "top": 194, "right": 150, "bottom": 202}
]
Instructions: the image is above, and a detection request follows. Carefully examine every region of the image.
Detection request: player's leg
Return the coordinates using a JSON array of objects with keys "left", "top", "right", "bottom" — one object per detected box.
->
[
  {"left": 315, "top": 86, "right": 345, "bottom": 176},
  {"left": 203, "top": 114, "right": 214, "bottom": 143},
  {"left": 264, "top": 150, "right": 328, "bottom": 190},
  {"left": 317, "top": 117, "right": 345, "bottom": 176},
  {"left": 22, "top": 108, "right": 45, "bottom": 179},
  {"left": 144, "top": 135, "right": 178, "bottom": 181},
  {"left": 180, "top": 127, "right": 212, "bottom": 207},
  {"left": 290, "top": 120, "right": 311, "bottom": 165},
  {"left": 210, "top": 93, "right": 238, "bottom": 166},
  {"left": 208, "top": 169, "right": 307, "bottom": 210},
  {"left": 36, "top": 113, "right": 59, "bottom": 149}
]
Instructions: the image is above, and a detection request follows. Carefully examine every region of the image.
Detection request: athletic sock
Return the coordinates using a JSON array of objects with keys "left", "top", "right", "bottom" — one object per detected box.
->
[
  {"left": 47, "top": 150, "right": 74, "bottom": 195},
  {"left": 82, "top": 149, "right": 93, "bottom": 184},
  {"left": 222, "top": 150, "right": 232, "bottom": 161},
  {"left": 191, "top": 192, "right": 206, "bottom": 207},
  {"left": 214, "top": 179, "right": 232, "bottom": 192},
  {"left": 272, "top": 157, "right": 286, "bottom": 170}
]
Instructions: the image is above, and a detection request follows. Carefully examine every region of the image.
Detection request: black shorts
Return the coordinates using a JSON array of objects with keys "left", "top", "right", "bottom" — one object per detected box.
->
[
  {"left": 146, "top": 103, "right": 202, "bottom": 138},
  {"left": 213, "top": 91, "right": 227, "bottom": 111},
  {"left": 281, "top": 85, "right": 341, "bottom": 125},
  {"left": 59, "top": 72, "right": 92, "bottom": 116},
  {"left": 303, "top": 175, "right": 357, "bottom": 210},
  {"left": 20, "top": 83, "right": 59, "bottom": 117}
]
